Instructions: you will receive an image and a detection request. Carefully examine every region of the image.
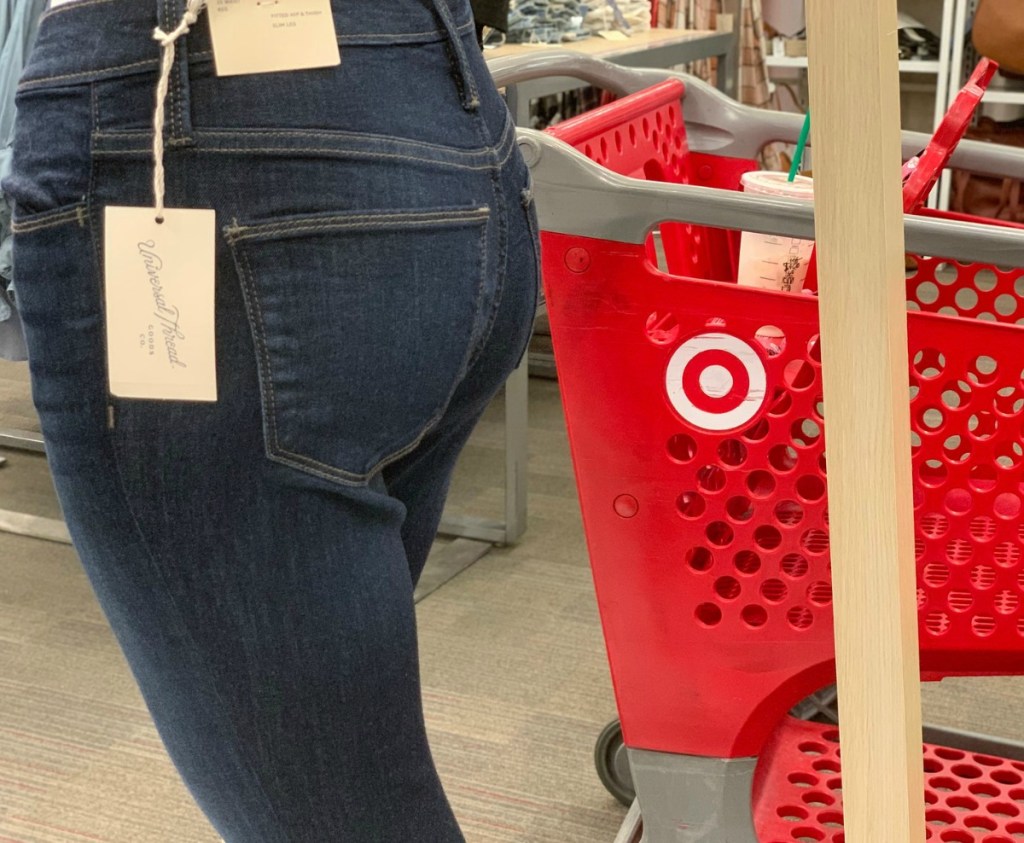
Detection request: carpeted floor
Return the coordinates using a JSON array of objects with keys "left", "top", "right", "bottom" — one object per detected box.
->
[
  {"left": 0, "top": 361, "right": 625, "bottom": 842},
  {"left": 2, "top": 359, "right": 1024, "bottom": 842}
]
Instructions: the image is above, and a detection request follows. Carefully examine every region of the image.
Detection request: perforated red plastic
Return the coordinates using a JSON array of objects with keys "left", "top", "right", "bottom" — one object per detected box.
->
[
  {"left": 546, "top": 78, "right": 754, "bottom": 283},
  {"left": 902, "top": 59, "right": 998, "bottom": 213},
  {"left": 802, "top": 59, "right": 996, "bottom": 293},
  {"left": 754, "top": 717, "right": 1024, "bottom": 843},
  {"left": 540, "top": 75, "right": 1024, "bottom": 762}
]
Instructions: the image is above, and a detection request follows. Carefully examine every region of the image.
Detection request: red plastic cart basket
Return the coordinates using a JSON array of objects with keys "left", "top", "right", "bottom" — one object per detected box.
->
[{"left": 490, "top": 52, "right": 1024, "bottom": 842}]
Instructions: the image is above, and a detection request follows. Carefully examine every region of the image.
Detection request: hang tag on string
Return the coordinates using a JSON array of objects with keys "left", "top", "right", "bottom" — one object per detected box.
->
[
  {"left": 206, "top": 0, "right": 340, "bottom": 76},
  {"left": 105, "top": 208, "right": 218, "bottom": 402},
  {"left": 102, "top": 0, "right": 217, "bottom": 402}
]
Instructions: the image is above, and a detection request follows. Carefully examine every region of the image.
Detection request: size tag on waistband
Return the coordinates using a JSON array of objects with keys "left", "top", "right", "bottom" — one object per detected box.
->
[
  {"left": 206, "top": 0, "right": 340, "bottom": 77},
  {"left": 104, "top": 207, "right": 218, "bottom": 402}
]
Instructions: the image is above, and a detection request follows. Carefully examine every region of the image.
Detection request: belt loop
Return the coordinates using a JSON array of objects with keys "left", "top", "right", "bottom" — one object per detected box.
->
[
  {"left": 156, "top": 0, "right": 196, "bottom": 144},
  {"left": 432, "top": 0, "right": 480, "bottom": 112}
]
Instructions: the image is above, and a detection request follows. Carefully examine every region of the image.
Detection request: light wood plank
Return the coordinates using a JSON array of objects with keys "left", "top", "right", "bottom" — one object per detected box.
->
[{"left": 804, "top": 1, "right": 925, "bottom": 840}]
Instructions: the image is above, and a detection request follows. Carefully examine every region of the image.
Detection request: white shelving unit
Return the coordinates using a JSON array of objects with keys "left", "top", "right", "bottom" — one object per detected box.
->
[
  {"left": 981, "top": 91, "right": 1024, "bottom": 105},
  {"left": 762, "top": 0, "right": 1024, "bottom": 208},
  {"left": 766, "top": 56, "right": 942, "bottom": 75},
  {"left": 938, "top": 0, "right": 1024, "bottom": 206},
  {"left": 765, "top": 0, "right": 958, "bottom": 147}
]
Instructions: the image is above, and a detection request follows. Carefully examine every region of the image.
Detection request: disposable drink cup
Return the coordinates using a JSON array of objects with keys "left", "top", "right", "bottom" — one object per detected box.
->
[{"left": 737, "top": 171, "right": 815, "bottom": 293}]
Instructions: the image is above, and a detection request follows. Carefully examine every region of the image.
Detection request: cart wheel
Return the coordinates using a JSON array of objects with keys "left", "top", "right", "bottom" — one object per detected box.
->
[
  {"left": 790, "top": 685, "right": 839, "bottom": 724},
  {"left": 594, "top": 688, "right": 835, "bottom": 808},
  {"left": 595, "top": 718, "right": 636, "bottom": 807}
]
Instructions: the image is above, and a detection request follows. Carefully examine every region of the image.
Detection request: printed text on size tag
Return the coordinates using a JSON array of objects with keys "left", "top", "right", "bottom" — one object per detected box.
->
[
  {"left": 207, "top": 0, "right": 340, "bottom": 77},
  {"left": 105, "top": 207, "right": 218, "bottom": 402}
]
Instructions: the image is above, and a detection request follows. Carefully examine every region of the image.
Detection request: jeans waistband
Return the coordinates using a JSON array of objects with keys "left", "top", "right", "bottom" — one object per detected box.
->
[{"left": 22, "top": 0, "right": 476, "bottom": 90}]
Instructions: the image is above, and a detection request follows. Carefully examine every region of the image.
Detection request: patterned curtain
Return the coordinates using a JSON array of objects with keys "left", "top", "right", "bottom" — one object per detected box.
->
[
  {"left": 738, "top": 0, "right": 771, "bottom": 107},
  {"left": 690, "top": 0, "right": 720, "bottom": 83},
  {"left": 665, "top": 0, "right": 787, "bottom": 169},
  {"left": 738, "top": 0, "right": 785, "bottom": 170}
]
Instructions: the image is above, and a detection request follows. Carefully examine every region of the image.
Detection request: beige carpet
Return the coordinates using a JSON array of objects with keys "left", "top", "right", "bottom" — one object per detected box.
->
[
  {"left": 0, "top": 362, "right": 624, "bottom": 842},
  {"left": 2, "top": 359, "right": 1024, "bottom": 842}
]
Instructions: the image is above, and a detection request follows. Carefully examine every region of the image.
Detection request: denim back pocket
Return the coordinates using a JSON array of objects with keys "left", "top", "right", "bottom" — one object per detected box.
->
[{"left": 224, "top": 205, "right": 492, "bottom": 486}]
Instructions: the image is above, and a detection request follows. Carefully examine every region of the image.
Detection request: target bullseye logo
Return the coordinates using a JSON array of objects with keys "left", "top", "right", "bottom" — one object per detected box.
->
[{"left": 666, "top": 333, "right": 767, "bottom": 431}]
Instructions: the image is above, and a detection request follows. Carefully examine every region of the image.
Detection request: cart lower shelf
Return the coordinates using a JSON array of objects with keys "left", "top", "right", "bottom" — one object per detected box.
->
[{"left": 616, "top": 716, "right": 1024, "bottom": 842}]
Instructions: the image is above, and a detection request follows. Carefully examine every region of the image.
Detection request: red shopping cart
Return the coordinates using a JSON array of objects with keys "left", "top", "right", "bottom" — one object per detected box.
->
[{"left": 490, "top": 52, "right": 1024, "bottom": 842}]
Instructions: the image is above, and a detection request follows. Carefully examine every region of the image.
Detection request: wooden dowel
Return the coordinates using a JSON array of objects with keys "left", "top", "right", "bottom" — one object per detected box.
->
[{"left": 803, "top": 1, "right": 925, "bottom": 840}]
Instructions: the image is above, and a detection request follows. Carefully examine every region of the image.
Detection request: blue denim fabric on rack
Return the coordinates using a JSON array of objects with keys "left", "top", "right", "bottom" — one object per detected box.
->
[
  {"left": 506, "top": 0, "right": 590, "bottom": 43},
  {"left": 0, "top": 0, "right": 46, "bottom": 361}
]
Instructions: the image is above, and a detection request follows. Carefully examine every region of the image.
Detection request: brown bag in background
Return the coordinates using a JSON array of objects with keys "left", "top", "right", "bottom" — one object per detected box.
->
[
  {"left": 950, "top": 116, "right": 1024, "bottom": 223},
  {"left": 972, "top": 0, "right": 1024, "bottom": 75}
]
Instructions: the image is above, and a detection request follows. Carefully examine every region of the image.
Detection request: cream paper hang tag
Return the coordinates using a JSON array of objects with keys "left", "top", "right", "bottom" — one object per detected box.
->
[
  {"left": 206, "top": 0, "right": 341, "bottom": 77},
  {"left": 105, "top": 207, "right": 218, "bottom": 402}
]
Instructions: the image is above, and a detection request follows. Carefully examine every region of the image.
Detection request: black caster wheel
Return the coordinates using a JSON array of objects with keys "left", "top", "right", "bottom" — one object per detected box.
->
[
  {"left": 790, "top": 685, "right": 839, "bottom": 724},
  {"left": 595, "top": 718, "right": 636, "bottom": 807}
]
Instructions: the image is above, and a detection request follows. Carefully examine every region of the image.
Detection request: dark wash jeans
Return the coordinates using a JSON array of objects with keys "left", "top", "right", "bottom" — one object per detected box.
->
[{"left": 4, "top": 0, "right": 538, "bottom": 839}]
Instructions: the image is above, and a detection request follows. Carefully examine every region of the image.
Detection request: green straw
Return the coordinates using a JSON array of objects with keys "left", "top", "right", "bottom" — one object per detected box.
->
[{"left": 788, "top": 110, "right": 811, "bottom": 182}]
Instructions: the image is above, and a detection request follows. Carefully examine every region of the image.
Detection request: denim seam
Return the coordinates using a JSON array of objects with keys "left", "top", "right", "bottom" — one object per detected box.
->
[
  {"left": 228, "top": 214, "right": 492, "bottom": 487},
  {"left": 19, "top": 59, "right": 158, "bottom": 90},
  {"left": 434, "top": 3, "right": 479, "bottom": 111},
  {"left": 88, "top": 85, "right": 107, "bottom": 307},
  {"left": 106, "top": 436, "right": 292, "bottom": 835},
  {"left": 173, "top": 56, "right": 182, "bottom": 144},
  {"left": 96, "top": 145, "right": 511, "bottom": 174},
  {"left": 464, "top": 187, "right": 509, "bottom": 372},
  {"left": 170, "top": 0, "right": 186, "bottom": 145},
  {"left": 11, "top": 204, "right": 89, "bottom": 234},
  {"left": 235, "top": 246, "right": 287, "bottom": 473},
  {"left": 488, "top": 113, "right": 519, "bottom": 167},
  {"left": 91, "top": 110, "right": 516, "bottom": 167},
  {"left": 225, "top": 208, "right": 490, "bottom": 241},
  {"left": 92, "top": 132, "right": 519, "bottom": 175},
  {"left": 94, "top": 117, "right": 514, "bottom": 153},
  {"left": 94, "top": 141, "right": 490, "bottom": 167},
  {"left": 177, "top": 20, "right": 192, "bottom": 145},
  {"left": 513, "top": 186, "right": 543, "bottom": 368},
  {"left": 458, "top": 75, "right": 509, "bottom": 373},
  {"left": 93, "top": 69, "right": 105, "bottom": 134},
  {"left": 457, "top": 187, "right": 496, "bottom": 379},
  {"left": 193, "top": 127, "right": 500, "bottom": 156}
]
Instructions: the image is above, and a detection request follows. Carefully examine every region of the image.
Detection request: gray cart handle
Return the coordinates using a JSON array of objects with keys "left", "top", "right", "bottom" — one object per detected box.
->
[
  {"left": 491, "top": 51, "right": 1024, "bottom": 181},
  {"left": 519, "top": 128, "right": 1024, "bottom": 269}
]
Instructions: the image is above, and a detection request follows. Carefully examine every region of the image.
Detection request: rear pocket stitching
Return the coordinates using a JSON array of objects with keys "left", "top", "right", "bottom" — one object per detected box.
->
[
  {"left": 11, "top": 202, "right": 89, "bottom": 234},
  {"left": 225, "top": 207, "right": 489, "bottom": 243},
  {"left": 229, "top": 207, "right": 491, "bottom": 485},
  {"left": 236, "top": 247, "right": 288, "bottom": 466}
]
